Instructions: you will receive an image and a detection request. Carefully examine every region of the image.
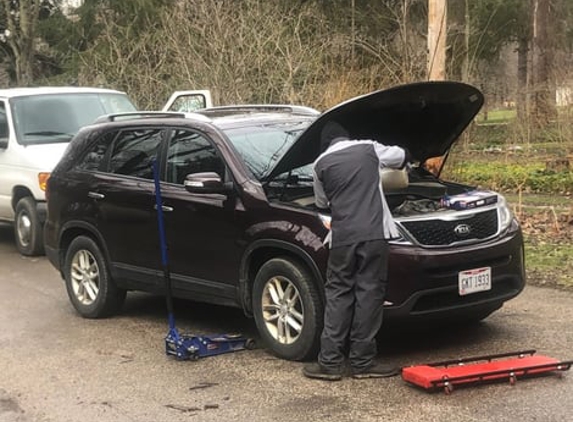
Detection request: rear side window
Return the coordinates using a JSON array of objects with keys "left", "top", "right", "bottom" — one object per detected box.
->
[
  {"left": 74, "top": 131, "right": 117, "bottom": 172},
  {"left": 166, "top": 129, "right": 225, "bottom": 185},
  {"left": 109, "top": 129, "right": 164, "bottom": 179}
]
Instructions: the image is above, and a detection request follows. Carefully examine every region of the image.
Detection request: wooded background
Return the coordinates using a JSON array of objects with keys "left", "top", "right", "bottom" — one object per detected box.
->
[
  {"left": 1, "top": 1, "right": 571, "bottom": 286},
  {"left": 1, "top": 0, "right": 572, "bottom": 132}
]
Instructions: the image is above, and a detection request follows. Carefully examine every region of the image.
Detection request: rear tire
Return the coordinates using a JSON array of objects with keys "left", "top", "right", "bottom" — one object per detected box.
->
[
  {"left": 14, "top": 197, "right": 44, "bottom": 256},
  {"left": 64, "top": 235, "right": 126, "bottom": 318},
  {"left": 252, "top": 257, "right": 323, "bottom": 361}
]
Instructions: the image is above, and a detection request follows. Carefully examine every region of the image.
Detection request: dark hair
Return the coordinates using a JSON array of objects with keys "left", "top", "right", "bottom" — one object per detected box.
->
[{"left": 320, "top": 121, "right": 349, "bottom": 152}]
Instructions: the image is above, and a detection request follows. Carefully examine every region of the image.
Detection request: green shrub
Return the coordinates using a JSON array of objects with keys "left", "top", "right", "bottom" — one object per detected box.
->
[{"left": 444, "top": 160, "right": 573, "bottom": 194}]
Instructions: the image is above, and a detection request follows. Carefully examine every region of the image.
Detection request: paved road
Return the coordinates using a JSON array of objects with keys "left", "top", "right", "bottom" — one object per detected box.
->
[{"left": 0, "top": 223, "right": 572, "bottom": 422}]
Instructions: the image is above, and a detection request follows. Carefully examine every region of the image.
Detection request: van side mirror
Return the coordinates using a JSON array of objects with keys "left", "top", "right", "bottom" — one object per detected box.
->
[
  {"left": 0, "top": 138, "right": 7, "bottom": 149},
  {"left": 184, "top": 172, "right": 229, "bottom": 194}
]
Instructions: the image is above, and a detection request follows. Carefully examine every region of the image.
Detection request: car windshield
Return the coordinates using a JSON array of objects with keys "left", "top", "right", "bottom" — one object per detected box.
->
[
  {"left": 224, "top": 120, "right": 313, "bottom": 181},
  {"left": 11, "top": 93, "right": 137, "bottom": 145}
]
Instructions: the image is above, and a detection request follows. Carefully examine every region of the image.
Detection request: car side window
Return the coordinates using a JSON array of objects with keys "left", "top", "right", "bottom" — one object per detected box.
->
[
  {"left": 166, "top": 129, "right": 225, "bottom": 185},
  {"left": 74, "top": 131, "right": 118, "bottom": 172},
  {"left": 109, "top": 129, "right": 163, "bottom": 179}
]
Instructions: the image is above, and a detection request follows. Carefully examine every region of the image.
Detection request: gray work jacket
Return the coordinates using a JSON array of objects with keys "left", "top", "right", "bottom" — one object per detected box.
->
[{"left": 312, "top": 139, "right": 406, "bottom": 248}]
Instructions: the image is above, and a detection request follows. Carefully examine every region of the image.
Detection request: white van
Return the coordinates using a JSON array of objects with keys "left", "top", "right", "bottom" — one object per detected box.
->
[{"left": 0, "top": 87, "right": 137, "bottom": 255}]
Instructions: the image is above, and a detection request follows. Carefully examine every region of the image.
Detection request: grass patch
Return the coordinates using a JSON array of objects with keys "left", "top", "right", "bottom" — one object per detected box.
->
[
  {"left": 443, "top": 159, "right": 573, "bottom": 195},
  {"left": 515, "top": 203, "right": 573, "bottom": 291},
  {"left": 477, "top": 108, "right": 516, "bottom": 124},
  {"left": 524, "top": 241, "right": 573, "bottom": 290},
  {"left": 504, "top": 193, "right": 573, "bottom": 208}
]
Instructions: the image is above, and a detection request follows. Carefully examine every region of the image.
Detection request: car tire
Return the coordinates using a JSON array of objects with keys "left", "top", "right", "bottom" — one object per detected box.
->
[
  {"left": 252, "top": 257, "right": 323, "bottom": 361},
  {"left": 14, "top": 196, "right": 44, "bottom": 256},
  {"left": 64, "top": 236, "right": 126, "bottom": 318}
]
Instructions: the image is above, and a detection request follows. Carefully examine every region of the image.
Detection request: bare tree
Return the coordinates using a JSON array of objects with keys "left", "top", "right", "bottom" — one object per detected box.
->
[
  {"left": 1, "top": 0, "right": 41, "bottom": 85},
  {"left": 531, "top": 0, "right": 557, "bottom": 125}
]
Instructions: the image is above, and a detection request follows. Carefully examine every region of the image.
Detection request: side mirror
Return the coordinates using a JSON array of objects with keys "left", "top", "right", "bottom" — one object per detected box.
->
[
  {"left": 184, "top": 172, "right": 229, "bottom": 194},
  {"left": 0, "top": 138, "right": 7, "bottom": 149}
]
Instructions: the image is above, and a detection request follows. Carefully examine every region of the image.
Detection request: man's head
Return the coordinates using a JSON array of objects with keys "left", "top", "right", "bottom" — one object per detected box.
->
[{"left": 320, "top": 121, "right": 349, "bottom": 152}]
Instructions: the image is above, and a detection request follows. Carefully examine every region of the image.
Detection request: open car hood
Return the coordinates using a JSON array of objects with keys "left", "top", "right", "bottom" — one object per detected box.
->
[{"left": 265, "top": 81, "right": 484, "bottom": 181}]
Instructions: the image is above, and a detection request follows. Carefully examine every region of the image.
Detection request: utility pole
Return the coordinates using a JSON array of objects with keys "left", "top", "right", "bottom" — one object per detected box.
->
[
  {"left": 426, "top": 0, "right": 448, "bottom": 174},
  {"left": 427, "top": 0, "right": 447, "bottom": 80}
]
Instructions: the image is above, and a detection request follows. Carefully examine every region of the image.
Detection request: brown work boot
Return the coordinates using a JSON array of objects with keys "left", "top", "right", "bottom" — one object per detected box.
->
[
  {"left": 302, "top": 363, "right": 343, "bottom": 381},
  {"left": 351, "top": 363, "right": 400, "bottom": 379}
]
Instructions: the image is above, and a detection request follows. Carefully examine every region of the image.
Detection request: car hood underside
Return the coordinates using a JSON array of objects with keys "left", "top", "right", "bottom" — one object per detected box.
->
[{"left": 265, "top": 81, "right": 484, "bottom": 181}]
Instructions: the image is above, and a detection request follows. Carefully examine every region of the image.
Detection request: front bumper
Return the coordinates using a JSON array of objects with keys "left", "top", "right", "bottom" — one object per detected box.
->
[{"left": 384, "top": 228, "right": 525, "bottom": 320}]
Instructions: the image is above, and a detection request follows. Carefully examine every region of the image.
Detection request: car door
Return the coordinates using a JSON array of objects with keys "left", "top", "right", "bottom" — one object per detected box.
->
[
  {"left": 158, "top": 128, "right": 244, "bottom": 301},
  {"left": 92, "top": 128, "right": 165, "bottom": 287}
]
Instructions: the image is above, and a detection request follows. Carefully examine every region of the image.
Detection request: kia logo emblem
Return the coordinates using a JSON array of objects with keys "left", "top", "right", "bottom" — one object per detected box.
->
[{"left": 454, "top": 224, "right": 471, "bottom": 237}]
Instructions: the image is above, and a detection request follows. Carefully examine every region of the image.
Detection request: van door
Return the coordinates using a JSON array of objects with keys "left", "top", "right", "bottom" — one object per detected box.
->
[{"left": 162, "top": 90, "right": 213, "bottom": 112}]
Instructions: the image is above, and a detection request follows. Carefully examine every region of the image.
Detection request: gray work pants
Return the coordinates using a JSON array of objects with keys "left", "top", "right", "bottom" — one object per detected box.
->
[{"left": 318, "top": 239, "right": 388, "bottom": 370}]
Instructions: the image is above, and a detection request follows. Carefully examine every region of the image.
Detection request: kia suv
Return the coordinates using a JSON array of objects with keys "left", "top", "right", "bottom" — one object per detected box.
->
[{"left": 44, "top": 82, "right": 525, "bottom": 361}]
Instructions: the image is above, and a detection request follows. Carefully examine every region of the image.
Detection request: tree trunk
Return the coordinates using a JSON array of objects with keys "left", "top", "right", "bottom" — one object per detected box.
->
[
  {"left": 427, "top": 0, "right": 447, "bottom": 80},
  {"left": 426, "top": 0, "right": 448, "bottom": 174},
  {"left": 531, "top": 0, "right": 557, "bottom": 126},
  {"left": 1, "top": 0, "right": 40, "bottom": 86},
  {"left": 516, "top": 36, "right": 529, "bottom": 122}
]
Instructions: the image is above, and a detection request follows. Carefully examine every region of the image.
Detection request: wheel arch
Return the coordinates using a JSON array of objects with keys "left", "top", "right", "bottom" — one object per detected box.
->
[
  {"left": 239, "top": 239, "right": 325, "bottom": 315},
  {"left": 11, "top": 186, "right": 34, "bottom": 211},
  {"left": 57, "top": 221, "right": 112, "bottom": 277}
]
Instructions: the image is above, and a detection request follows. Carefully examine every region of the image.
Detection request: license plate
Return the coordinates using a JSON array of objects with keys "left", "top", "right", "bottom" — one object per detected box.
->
[{"left": 458, "top": 267, "right": 491, "bottom": 296}]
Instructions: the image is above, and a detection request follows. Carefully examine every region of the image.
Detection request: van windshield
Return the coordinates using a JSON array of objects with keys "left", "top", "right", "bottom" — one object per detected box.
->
[{"left": 12, "top": 93, "right": 137, "bottom": 145}]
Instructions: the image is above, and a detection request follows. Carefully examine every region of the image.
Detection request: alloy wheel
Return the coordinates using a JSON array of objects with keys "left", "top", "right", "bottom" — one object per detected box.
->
[
  {"left": 261, "top": 276, "right": 304, "bottom": 344},
  {"left": 70, "top": 249, "right": 100, "bottom": 306}
]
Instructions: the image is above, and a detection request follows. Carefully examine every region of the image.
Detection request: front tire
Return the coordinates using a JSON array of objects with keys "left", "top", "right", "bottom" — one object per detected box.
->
[
  {"left": 14, "top": 197, "right": 44, "bottom": 256},
  {"left": 252, "top": 257, "right": 323, "bottom": 361},
  {"left": 64, "top": 236, "right": 126, "bottom": 318}
]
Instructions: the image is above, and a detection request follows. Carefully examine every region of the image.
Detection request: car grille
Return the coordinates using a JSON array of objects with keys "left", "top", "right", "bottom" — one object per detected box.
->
[{"left": 400, "top": 209, "right": 498, "bottom": 247}]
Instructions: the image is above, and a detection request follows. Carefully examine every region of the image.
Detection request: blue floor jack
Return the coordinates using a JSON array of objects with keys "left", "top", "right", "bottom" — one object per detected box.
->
[{"left": 152, "top": 161, "right": 255, "bottom": 361}]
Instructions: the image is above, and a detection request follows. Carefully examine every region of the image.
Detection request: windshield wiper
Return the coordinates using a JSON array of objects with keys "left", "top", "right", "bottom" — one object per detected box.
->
[{"left": 24, "top": 131, "right": 75, "bottom": 137}]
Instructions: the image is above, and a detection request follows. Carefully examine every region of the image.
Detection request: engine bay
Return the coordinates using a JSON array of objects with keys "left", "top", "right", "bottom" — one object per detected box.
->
[{"left": 267, "top": 165, "right": 479, "bottom": 217}]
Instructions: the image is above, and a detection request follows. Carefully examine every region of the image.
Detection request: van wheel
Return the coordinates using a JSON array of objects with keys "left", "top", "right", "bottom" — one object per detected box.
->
[
  {"left": 14, "top": 197, "right": 44, "bottom": 256},
  {"left": 252, "top": 257, "right": 323, "bottom": 361},
  {"left": 64, "top": 236, "right": 126, "bottom": 318}
]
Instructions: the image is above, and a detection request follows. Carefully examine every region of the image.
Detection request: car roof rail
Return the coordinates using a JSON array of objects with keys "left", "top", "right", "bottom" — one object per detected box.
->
[
  {"left": 197, "top": 105, "right": 320, "bottom": 118},
  {"left": 93, "top": 111, "right": 211, "bottom": 124},
  {"left": 93, "top": 111, "right": 185, "bottom": 123}
]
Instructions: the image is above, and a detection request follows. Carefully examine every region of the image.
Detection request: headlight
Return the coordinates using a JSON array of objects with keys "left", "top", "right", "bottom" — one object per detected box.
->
[
  {"left": 497, "top": 195, "right": 515, "bottom": 232},
  {"left": 318, "top": 214, "right": 331, "bottom": 230}
]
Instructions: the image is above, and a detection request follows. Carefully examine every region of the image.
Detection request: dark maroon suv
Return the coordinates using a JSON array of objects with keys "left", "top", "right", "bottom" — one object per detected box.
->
[{"left": 44, "top": 82, "right": 525, "bottom": 361}]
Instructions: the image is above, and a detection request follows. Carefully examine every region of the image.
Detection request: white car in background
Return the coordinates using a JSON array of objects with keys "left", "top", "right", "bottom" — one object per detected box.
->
[{"left": 0, "top": 87, "right": 137, "bottom": 255}]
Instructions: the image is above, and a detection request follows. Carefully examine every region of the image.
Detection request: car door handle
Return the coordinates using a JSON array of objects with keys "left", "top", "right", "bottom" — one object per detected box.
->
[
  {"left": 154, "top": 204, "right": 174, "bottom": 212},
  {"left": 88, "top": 191, "right": 105, "bottom": 200}
]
